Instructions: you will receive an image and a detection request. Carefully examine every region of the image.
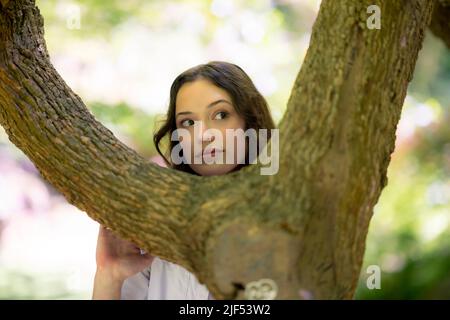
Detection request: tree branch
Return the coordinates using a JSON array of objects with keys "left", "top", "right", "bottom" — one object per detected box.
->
[
  {"left": 0, "top": 0, "right": 201, "bottom": 270},
  {"left": 274, "top": 0, "right": 435, "bottom": 298},
  {"left": 0, "top": 0, "right": 436, "bottom": 299},
  {"left": 0, "top": 0, "right": 276, "bottom": 299}
]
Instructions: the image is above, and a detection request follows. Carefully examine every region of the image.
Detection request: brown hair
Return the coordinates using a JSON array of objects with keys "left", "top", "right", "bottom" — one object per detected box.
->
[{"left": 153, "top": 61, "right": 276, "bottom": 175}]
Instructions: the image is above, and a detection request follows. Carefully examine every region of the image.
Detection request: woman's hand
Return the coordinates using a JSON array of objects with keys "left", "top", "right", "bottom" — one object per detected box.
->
[
  {"left": 92, "top": 225, "right": 154, "bottom": 299},
  {"left": 95, "top": 225, "right": 154, "bottom": 282}
]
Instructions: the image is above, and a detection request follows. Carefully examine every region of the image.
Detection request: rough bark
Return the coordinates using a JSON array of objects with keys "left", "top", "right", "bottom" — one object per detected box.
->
[{"left": 0, "top": 0, "right": 435, "bottom": 299}]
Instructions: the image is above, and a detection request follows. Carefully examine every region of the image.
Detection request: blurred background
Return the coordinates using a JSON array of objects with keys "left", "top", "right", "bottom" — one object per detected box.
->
[{"left": 0, "top": 0, "right": 448, "bottom": 299}]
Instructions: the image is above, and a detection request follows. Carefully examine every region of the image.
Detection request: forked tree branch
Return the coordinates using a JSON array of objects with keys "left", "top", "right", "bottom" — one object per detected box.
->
[{"left": 0, "top": 0, "right": 435, "bottom": 299}]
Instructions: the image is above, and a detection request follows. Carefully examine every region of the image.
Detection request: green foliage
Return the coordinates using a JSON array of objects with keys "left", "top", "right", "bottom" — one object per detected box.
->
[
  {"left": 90, "top": 102, "right": 160, "bottom": 157},
  {"left": 0, "top": 268, "right": 85, "bottom": 299}
]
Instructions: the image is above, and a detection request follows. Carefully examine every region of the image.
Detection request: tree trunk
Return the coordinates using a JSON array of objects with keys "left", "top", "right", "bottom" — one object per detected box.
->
[{"left": 0, "top": 0, "right": 437, "bottom": 299}]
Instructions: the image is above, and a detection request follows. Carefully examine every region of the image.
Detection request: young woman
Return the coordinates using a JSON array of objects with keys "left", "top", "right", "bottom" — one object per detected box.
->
[{"left": 92, "top": 61, "right": 276, "bottom": 299}]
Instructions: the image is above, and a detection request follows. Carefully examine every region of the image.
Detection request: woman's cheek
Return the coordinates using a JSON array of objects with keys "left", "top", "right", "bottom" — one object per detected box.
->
[{"left": 234, "top": 130, "right": 247, "bottom": 164}]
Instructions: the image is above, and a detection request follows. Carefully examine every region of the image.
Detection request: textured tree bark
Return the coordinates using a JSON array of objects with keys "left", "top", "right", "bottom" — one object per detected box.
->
[
  {"left": 0, "top": 0, "right": 435, "bottom": 299},
  {"left": 430, "top": 0, "right": 450, "bottom": 49}
]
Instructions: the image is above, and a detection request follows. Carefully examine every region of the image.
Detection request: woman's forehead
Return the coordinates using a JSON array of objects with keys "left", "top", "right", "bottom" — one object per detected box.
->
[{"left": 176, "top": 80, "right": 232, "bottom": 112}]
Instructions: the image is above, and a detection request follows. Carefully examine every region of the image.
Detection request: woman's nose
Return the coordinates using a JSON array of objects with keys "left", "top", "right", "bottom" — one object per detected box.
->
[{"left": 196, "top": 121, "right": 215, "bottom": 143}]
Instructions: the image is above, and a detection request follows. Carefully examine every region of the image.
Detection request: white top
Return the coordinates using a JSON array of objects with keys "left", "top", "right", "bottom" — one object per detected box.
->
[{"left": 120, "top": 256, "right": 215, "bottom": 300}]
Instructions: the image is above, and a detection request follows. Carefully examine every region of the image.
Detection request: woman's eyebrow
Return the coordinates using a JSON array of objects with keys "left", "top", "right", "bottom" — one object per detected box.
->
[{"left": 176, "top": 99, "right": 232, "bottom": 118}]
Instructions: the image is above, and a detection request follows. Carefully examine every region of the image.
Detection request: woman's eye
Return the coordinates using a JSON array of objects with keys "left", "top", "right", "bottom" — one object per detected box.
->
[
  {"left": 214, "top": 111, "right": 228, "bottom": 120},
  {"left": 181, "top": 119, "right": 194, "bottom": 127}
]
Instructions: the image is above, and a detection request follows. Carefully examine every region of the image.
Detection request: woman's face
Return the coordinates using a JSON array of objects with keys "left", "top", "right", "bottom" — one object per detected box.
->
[{"left": 175, "top": 79, "right": 246, "bottom": 176}]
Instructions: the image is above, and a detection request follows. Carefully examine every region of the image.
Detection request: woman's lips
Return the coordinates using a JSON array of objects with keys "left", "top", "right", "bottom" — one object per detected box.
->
[{"left": 202, "top": 148, "right": 223, "bottom": 157}]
